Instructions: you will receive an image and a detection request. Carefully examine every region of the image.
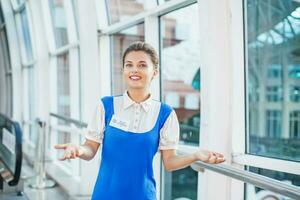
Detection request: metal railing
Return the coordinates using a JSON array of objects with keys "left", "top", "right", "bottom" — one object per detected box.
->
[
  {"left": 189, "top": 157, "right": 300, "bottom": 200},
  {"left": 49, "top": 113, "right": 87, "bottom": 128}
]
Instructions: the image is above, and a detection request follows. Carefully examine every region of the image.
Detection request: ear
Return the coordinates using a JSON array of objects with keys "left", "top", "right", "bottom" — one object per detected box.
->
[{"left": 152, "top": 68, "right": 159, "bottom": 80}]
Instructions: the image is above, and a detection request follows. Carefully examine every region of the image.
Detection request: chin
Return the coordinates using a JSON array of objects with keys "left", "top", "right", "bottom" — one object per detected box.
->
[{"left": 127, "top": 84, "right": 146, "bottom": 90}]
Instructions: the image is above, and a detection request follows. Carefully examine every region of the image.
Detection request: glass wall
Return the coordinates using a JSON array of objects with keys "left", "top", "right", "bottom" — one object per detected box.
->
[
  {"left": 17, "top": 8, "right": 33, "bottom": 62},
  {"left": 0, "top": 5, "right": 12, "bottom": 117},
  {"left": 48, "top": 0, "right": 69, "bottom": 48},
  {"left": 245, "top": 0, "right": 300, "bottom": 161},
  {"left": 163, "top": 167, "right": 198, "bottom": 200},
  {"left": 105, "top": 0, "right": 156, "bottom": 24},
  {"left": 12, "top": 0, "right": 37, "bottom": 144},
  {"left": 160, "top": 3, "right": 200, "bottom": 200},
  {"left": 245, "top": 167, "right": 300, "bottom": 200},
  {"left": 111, "top": 23, "right": 145, "bottom": 95},
  {"left": 57, "top": 53, "right": 71, "bottom": 145},
  {"left": 46, "top": 0, "right": 80, "bottom": 162}
]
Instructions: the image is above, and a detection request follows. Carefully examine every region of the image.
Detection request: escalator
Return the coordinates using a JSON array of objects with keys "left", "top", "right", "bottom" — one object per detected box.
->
[{"left": 0, "top": 113, "right": 28, "bottom": 200}]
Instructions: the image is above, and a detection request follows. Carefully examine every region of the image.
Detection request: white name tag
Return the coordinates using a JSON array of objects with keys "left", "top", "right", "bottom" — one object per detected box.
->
[{"left": 109, "top": 115, "right": 130, "bottom": 132}]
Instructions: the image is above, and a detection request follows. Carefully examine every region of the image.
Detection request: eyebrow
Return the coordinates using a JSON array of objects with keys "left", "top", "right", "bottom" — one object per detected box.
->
[{"left": 124, "top": 60, "right": 147, "bottom": 63}]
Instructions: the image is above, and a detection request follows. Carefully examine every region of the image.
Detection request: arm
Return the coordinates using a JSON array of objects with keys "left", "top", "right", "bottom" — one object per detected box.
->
[
  {"left": 161, "top": 149, "right": 225, "bottom": 172},
  {"left": 54, "top": 102, "right": 105, "bottom": 161},
  {"left": 54, "top": 139, "right": 100, "bottom": 161}
]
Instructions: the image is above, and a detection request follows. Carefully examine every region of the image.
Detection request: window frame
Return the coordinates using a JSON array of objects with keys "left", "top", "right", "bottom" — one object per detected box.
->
[
  {"left": 41, "top": 0, "right": 81, "bottom": 175},
  {"left": 231, "top": 0, "right": 300, "bottom": 177}
]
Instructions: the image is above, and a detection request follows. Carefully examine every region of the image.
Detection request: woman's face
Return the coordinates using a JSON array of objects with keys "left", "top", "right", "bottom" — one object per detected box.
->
[{"left": 123, "top": 51, "right": 158, "bottom": 91}]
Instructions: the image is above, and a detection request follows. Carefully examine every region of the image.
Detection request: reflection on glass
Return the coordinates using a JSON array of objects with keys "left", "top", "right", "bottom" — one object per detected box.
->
[
  {"left": 17, "top": 8, "right": 33, "bottom": 62},
  {"left": 0, "top": 26, "right": 13, "bottom": 117},
  {"left": 16, "top": 0, "right": 25, "bottom": 4},
  {"left": 57, "top": 53, "right": 71, "bottom": 149},
  {"left": 27, "top": 67, "right": 36, "bottom": 143},
  {"left": 106, "top": 0, "right": 156, "bottom": 24},
  {"left": 245, "top": 167, "right": 300, "bottom": 200},
  {"left": 158, "top": 0, "right": 172, "bottom": 4},
  {"left": 0, "top": 5, "right": 4, "bottom": 23},
  {"left": 163, "top": 167, "right": 197, "bottom": 200},
  {"left": 111, "top": 23, "right": 145, "bottom": 95},
  {"left": 245, "top": 0, "right": 300, "bottom": 161},
  {"left": 289, "top": 111, "right": 300, "bottom": 139},
  {"left": 48, "top": 0, "right": 68, "bottom": 48},
  {"left": 161, "top": 3, "right": 200, "bottom": 145},
  {"left": 160, "top": 4, "right": 199, "bottom": 200}
]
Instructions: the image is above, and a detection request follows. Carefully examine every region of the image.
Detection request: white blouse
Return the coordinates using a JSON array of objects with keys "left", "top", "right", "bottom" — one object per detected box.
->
[{"left": 85, "top": 92, "right": 180, "bottom": 150}]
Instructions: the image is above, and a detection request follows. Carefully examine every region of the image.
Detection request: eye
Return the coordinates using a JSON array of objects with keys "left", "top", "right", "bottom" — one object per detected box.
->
[
  {"left": 125, "top": 64, "right": 133, "bottom": 68},
  {"left": 139, "top": 64, "right": 147, "bottom": 68}
]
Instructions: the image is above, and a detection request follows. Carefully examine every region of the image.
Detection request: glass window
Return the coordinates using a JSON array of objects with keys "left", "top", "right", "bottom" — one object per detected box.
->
[
  {"left": 57, "top": 53, "right": 71, "bottom": 145},
  {"left": 267, "top": 64, "right": 282, "bottom": 79},
  {"left": 245, "top": 167, "right": 300, "bottom": 200},
  {"left": 0, "top": 5, "right": 4, "bottom": 24},
  {"left": 16, "top": 0, "right": 25, "bottom": 4},
  {"left": 48, "top": 0, "right": 69, "bottom": 48},
  {"left": 158, "top": 0, "right": 172, "bottom": 4},
  {"left": 290, "top": 111, "right": 300, "bottom": 139},
  {"left": 16, "top": 8, "right": 33, "bottom": 62},
  {"left": 266, "top": 86, "right": 283, "bottom": 102},
  {"left": 105, "top": 0, "right": 156, "bottom": 24},
  {"left": 111, "top": 23, "right": 145, "bottom": 95},
  {"left": 245, "top": 0, "right": 300, "bottom": 161},
  {"left": 163, "top": 167, "right": 198, "bottom": 200},
  {"left": 0, "top": 27, "right": 12, "bottom": 117},
  {"left": 23, "top": 67, "right": 37, "bottom": 143},
  {"left": 290, "top": 86, "right": 300, "bottom": 102},
  {"left": 266, "top": 110, "right": 282, "bottom": 138},
  {"left": 160, "top": 4, "right": 200, "bottom": 200},
  {"left": 289, "top": 65, "right": 300, "bottom": 79},
  {"left": 161, "top": 4, "right": 200, "bottom": 145}
]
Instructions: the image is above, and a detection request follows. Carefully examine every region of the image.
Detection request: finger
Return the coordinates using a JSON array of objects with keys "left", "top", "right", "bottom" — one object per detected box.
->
[
  {"left": 70, "top": 150, "right": 77, "bottom": 159},
  {"left": 75, "top": 148, "right": 80, "bottom": 157},
  {"left": 58, "top": 156, "right": 67, "bottom": 161},
  {"left": 208, "top": 155, "right": 217, "bottom": 164},
  {"left": 54, "top": 144, "right": 68, "bottom": 149},
  {"left": 215, "top": 152, "right": 224, "bottom": 158},
  {"left": 216, "top": 157, "right": 225, "bottom": 163}
]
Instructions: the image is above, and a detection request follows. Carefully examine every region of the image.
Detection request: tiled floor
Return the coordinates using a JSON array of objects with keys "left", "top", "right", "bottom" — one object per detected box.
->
[{"left": 20, "top": 159, "right": 72, "bottom": 200}]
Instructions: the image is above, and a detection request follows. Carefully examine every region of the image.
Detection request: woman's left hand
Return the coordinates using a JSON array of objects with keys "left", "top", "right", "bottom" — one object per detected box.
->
[{"left": 193, "top": 149, "right": 225, "bottom": 164}]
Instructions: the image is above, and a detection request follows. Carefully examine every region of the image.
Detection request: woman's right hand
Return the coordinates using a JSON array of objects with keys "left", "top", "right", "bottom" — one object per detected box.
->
[{"left": 54, "top": 143, "right": 84, "bottom": 161}]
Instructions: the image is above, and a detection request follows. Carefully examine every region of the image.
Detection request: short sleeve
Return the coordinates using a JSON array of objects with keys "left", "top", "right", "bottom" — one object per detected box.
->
[
  {"left": 159, "top": 110, "right": 180, "bottom": 150},
  {"left": 85, "top": 101, "right": 105, "bottom": 143}
]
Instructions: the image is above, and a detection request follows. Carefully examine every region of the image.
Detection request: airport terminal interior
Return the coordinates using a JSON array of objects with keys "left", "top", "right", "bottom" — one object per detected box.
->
[{"left": 0, "top": 0, "right": 300, "bottom": 199}]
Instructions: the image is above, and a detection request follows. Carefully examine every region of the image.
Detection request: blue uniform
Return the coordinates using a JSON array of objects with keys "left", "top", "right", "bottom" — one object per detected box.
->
[{"left": 91, "top": 96, "right": 172, "bottom": 200}]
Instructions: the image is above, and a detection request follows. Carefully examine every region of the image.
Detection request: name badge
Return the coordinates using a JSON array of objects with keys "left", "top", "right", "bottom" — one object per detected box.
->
[{"left": 109, "top": 115, "right": 130, "bottom": 132}]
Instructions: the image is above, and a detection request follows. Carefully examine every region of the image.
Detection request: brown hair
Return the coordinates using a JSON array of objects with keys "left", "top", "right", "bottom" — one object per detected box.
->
[{"left": 122, "top": 41, "right": 159, "bottom": 69}]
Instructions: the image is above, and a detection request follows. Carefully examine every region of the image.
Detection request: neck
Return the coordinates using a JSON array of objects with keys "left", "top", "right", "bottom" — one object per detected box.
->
[{"left": 127, "top": 89, "right": 150, "bottom": 103}]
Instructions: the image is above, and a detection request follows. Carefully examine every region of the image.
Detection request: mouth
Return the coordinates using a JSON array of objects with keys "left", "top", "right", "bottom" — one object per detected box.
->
[{"left": 129, "top": 75, "right": 142, "bottom": 81}]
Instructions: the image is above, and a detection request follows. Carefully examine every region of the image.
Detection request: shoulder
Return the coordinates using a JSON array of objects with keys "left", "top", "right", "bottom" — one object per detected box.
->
[
  {"left": 100, "top": 95, "right": 123, "bottom": 102},
  {"left": 155, "top": 100, "right": 173, "bottom": 113}
]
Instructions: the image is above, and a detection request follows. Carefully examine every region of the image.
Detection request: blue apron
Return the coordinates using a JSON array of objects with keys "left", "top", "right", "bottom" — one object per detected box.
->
[{"left": 91, "top": 96, "right": 172, "bottom": 200}]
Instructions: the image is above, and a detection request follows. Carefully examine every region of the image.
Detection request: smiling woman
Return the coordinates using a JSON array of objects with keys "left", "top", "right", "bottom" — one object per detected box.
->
[{"left": 54, "top": 41, "right": 225, "bottom": 200}]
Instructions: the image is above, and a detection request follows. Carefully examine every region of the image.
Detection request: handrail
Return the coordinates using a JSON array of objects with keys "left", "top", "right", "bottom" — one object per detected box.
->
[
  {"left": 49, "top": 113, "right": 87, "bottom": 128},
  {"left": 189, "top": 158, "right": 300, "bottom": 199},
  {"left": 0, "top": 113, "right": 22, "bottom": 186}
]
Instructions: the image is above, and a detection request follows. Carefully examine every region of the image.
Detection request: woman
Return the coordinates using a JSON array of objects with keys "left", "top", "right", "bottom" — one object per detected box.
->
[{"left": 55, "top": 41, "right": 225, "bottom": 200}]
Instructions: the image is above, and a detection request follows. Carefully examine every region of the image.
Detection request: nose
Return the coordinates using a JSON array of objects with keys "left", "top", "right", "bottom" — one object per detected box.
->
[{"left": 130, "top": 66, "right": 139, "bottom": 73}]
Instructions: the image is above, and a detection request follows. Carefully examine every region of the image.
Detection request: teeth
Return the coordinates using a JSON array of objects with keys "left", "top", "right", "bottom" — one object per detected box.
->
[{"left": 130, "top": 76, "right": 141, "bottom": 80}]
